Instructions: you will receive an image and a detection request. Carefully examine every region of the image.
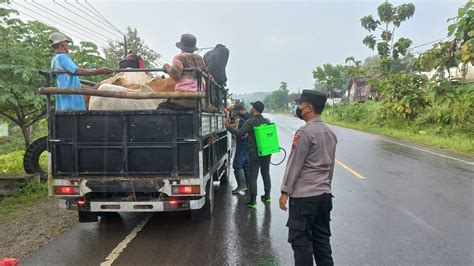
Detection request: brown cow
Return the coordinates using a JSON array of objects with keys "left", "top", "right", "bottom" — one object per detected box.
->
[{"left": 84, "top": 73, "right": 176, "bottom": 107}]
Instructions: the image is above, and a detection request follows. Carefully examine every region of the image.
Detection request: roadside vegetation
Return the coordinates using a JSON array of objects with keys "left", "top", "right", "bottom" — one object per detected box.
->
[
  {"left": 265, "top": 1, "right": 474, "bottom": 156},
  {"left": 323, "top": 101, "right": 474, "bottom": 155},
  {"left": 0, "top": 181, "right": 47, "bottom": 218}
]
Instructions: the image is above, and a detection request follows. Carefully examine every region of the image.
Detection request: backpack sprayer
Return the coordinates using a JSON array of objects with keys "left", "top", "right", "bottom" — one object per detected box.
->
[
  {"left": 253, "top": 123, "right": 287, "bottom": 166},
  {"left": 227, "top": 111, "right": 287, "bottom": 165}
]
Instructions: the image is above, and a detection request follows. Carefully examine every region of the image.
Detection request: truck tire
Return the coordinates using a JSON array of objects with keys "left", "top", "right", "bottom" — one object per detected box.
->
[
  {"left": 23, "top": 136, "right": 47, "bottom": 180},
  {"left": 78, "top": 210, "right": 99, "bottom": 223},
  {"left": 191, "top": 179, "right": 214, "bottom": 221}
]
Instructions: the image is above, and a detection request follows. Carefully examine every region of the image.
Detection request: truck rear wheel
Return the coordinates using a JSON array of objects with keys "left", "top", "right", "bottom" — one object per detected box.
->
[
  {"left": 191, "top": 179, "right": 214, "bottom": 221},
  {"left": 78, "top": 210, "right": 98, "bottom": 223}
]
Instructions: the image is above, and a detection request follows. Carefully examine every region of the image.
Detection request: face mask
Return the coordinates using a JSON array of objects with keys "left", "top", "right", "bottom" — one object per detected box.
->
[{"left": 296, "top": 106, "right": 308, "bottom": 120}]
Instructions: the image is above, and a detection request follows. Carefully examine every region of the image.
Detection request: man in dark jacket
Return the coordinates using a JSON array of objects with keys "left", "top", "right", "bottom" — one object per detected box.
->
[
  {"left": 225, "top": 101, "right": 272, "bottom": 209},
  {"left": 204, "top": 44, "right": 229, "bottom": 86},
  {"left": 204, "top": 44, "right": 229, "bottom": 111}
]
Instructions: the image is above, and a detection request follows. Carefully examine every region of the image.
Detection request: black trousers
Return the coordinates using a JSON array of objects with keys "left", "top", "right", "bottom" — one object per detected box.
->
[
  {"left": 248, "top": 155, "right": 271, "bottom": 197},
  {"left": 287, "top": 193, "right": 334, "bottom": 266}
]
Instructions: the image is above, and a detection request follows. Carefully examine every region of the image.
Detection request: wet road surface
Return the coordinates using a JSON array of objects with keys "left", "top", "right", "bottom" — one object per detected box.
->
[{"left": 23, "top": 114, "right": 473, "bottom": 265}]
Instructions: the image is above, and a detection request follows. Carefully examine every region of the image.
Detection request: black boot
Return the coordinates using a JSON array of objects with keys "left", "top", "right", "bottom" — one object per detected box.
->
[{"left": 232, "top": 169, "right": 247, "bottom": 194}]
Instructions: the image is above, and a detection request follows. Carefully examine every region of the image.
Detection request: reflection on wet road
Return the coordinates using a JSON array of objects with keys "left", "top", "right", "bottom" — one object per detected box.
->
[{"left": 24, "top": 114, "right": 473, "bottom": 265}]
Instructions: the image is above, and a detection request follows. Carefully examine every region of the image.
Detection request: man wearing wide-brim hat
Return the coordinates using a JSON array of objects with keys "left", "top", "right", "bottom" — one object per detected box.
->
[
  {"left": 279, "top": 90, "right": 337, "bottom": 265},
  {"left": 49, "top": 32, "right": 112, "bottom": 110},
  {"left": 163, "top": 34, "right": 208, "bottom": 109}
]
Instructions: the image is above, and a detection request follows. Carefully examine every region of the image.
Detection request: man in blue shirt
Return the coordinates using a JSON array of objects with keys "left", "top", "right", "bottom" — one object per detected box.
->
[{"left": 49, "top": 32, "right": 112, "bottom": 110}]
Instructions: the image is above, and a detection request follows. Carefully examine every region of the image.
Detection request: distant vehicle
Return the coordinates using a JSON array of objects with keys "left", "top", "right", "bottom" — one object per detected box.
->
[{"left": 40, "top": 69, "right": 231, "bottom": 222}]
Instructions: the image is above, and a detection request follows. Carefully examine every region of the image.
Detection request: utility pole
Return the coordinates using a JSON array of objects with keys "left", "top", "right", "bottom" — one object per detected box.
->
[{"left": 123, "top": 35, "right": 128, "bottom": 57}]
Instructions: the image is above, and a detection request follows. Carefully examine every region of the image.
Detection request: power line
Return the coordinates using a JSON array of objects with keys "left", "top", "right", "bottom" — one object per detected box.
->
[
  {"left": 78, "top": 0, "right": 124, "bottom": 36},
  {"left": 409, "top": 36, "right": 452, "bottom": 51},
  {"left": 84, "top": 0, "right": 125, "bottom": 36},
  {"left": 8, "top": 2, "right": 109, "bottom": 46},
  {"left": 65, "top": 0, "right": 123, "bottom": 38},
  {"left": 26, "top": 0, "right": 114, "bottom": 44},
  {"left": 52, "top": 0, "right": 122, "bottom": 39},
  {"left": 0, "top": 3, "right": 107, "bottom": 46}
]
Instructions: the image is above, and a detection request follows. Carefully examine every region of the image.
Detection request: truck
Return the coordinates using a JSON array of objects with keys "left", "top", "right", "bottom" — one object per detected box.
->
[{"left": 39, "top": 69, "right": 231, "bottom": 222}]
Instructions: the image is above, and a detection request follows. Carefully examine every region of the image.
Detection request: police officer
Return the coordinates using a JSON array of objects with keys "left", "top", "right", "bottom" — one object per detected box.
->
[
  {"left": 225, "top": 101, "right": 272, "bottom": 209},
  {"left": 231, "top": 102, "right": 252, "bottom": 194},
  {"left": 279, "top": 90, "right": 337, "bottom": 266}
]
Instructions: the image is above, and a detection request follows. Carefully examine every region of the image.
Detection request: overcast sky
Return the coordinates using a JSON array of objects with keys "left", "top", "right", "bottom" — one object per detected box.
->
[{"left": 13, "top": 0, "right": 464, "bottom": 93}]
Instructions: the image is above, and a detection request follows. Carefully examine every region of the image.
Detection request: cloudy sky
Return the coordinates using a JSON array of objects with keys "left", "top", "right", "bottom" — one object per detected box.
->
[{"left": 11, "top": 0, "right": 464, "bottom": 93}]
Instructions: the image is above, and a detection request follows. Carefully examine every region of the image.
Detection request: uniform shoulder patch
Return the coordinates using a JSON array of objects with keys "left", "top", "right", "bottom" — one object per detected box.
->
[{"left": 292, "top": 133, "right": 300, "bottom": 150}]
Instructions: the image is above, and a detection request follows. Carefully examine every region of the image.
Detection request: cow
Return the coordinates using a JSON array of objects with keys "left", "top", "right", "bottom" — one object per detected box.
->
[
  {"left": 85, "top": 72, "right": 177, "bottom": 108},
  {"left": 88, "top": 84, "right": 164, "bottom": 110}
]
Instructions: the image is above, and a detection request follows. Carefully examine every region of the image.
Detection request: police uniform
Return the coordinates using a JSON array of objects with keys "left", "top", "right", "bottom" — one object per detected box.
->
[{"left": 281, "top": 90, "right": 337, "bottom": 266}]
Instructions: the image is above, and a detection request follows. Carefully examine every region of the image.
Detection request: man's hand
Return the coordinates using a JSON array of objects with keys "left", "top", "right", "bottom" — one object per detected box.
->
[
  {"left": 224, "top": 117, "right": 229, "bottom": 127},
  {"left": 97, "top": 67, "right": 113, "bottom": 75},
  {"left": 231, "top": 120, "right": 239, "bottom": 128},
  {"left": 279, "top": 194, "right": 289, "bottom": 211}
]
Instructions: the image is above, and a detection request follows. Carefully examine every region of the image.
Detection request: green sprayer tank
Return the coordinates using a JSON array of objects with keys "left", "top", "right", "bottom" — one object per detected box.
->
[{"left": 254, "top": 123, "right": 280, "bottom": 156}]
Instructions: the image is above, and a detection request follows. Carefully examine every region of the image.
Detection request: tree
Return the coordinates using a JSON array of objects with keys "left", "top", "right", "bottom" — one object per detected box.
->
[
  {"left": 312, "top": 64, "right": 347, "bottom": 98},
  {"left": 70, "top": 41, "right": 108, "bottom": 82},
  {"left": 0, "top": 4, "right": 54, "bottom": 147},
  {"left": 448, "top": 1, "right": 474, "bottom": 68},
  {"left": 344, "top": 56, "right": 365, "bottom": 78},
  {"left": 361, "top": 1, "right": 415, "bottom": 74},
  {"left": 103, "top": 27, "right": 160, "bottom": 68},
  {"left": 264, "top": 82, "right": 290, "bottom": 112},
  {"left": 416, "top": 1, "right": 474, "bottom": 78}
]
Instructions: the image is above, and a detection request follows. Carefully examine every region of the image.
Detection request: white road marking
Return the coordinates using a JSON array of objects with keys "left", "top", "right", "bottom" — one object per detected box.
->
[
  {"left": 376, "top": 137, "right": 474, "bottom": 166},
  {"left": 328, "top": 124, "right": 474, "bottom": 165},
  {"left": 100, "top": 214, "right": 152, "bottom": 266}
]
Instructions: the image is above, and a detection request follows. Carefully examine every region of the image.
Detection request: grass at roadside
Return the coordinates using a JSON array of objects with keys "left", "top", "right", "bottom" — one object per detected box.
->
[
  {"left": 0, "top": 120, "right": 48, "bottom": 155},
  {"left": 323, "top": 114, "right": 474, "bottom": 156},
  {"left": 0, "top": 150, "right": 47, "bottom": 176},
  {"left": 0, "top": 150, "right": 26, "bottom": 176},
  {"left": 0, "top": 181, "right": 48, "bottom": 219}
]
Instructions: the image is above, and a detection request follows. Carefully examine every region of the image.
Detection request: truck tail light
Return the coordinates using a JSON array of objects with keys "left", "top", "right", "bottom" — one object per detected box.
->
[
  {"left": 172, "top": 185, "right": 200, "bottom": 195},
  {"left": 53, "top": 186, "right": 79, "bottom": 195}
]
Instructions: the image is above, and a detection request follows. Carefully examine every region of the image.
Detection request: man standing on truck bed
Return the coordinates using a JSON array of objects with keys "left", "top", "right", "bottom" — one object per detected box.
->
[
  {"left": 204, "top": 44, "right": 229, "bottom": 111},
  {"left": 49, "top": 32, "right": 112, "bottom": 110},
  {"left": 225, "top": 101, "right": 272, "bottom": 209}
]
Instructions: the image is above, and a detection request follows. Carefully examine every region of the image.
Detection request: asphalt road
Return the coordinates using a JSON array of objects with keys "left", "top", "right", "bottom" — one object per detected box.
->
[{"left": 23, "top": 114, "right": 474, "bottom": 265}]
